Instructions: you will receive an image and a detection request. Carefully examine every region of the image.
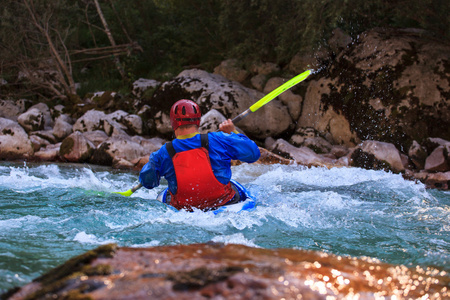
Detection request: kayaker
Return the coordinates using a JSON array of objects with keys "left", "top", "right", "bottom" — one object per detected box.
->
[{"left": 139, "top": 99, "right": 261, "bottom": 211}]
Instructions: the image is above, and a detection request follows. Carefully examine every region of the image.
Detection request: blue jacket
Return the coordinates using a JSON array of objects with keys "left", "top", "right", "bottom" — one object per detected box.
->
[{"left": 139, "top": 132, "right": 260, "bottom": 194}]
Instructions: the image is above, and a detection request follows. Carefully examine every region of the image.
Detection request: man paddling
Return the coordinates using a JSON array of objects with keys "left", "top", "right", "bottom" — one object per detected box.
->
[{"left": 139, "top": 99, "right": 260, "bottom": 211}]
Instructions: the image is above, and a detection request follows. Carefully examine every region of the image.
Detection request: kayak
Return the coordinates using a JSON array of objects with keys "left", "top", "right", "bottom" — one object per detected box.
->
[{"left": 156, "top": 179, "right": 256, "bottom": 214}]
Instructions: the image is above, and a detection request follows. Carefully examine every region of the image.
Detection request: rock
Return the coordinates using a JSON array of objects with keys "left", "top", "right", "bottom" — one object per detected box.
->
[
  {"left": 0, "top": 99, "right": 28, "bottom": 121},
  {"left": 328, "top": 28, "right": 353, "bottom": 53},
  {"left": 0, "top": 118, "right": 34, "bottom": 159},
  {"left": 306, "top": 28, "right": 450, "bottom": 151},
  {"left": 255, "top": 147, "right": 292, "bottom": 165},
  {"left": 423, "top": 137, "right": 450, "bottom": 154},
  {"left": 29, "top": 135, "right": 50, "bottom": 152},
  {"left": 213, "top": 59, "right": 249, "bottom": 83},
  {"left": 90, "top": 134, "right": 147, "bottom": 166},
  {"left": 270, "top": 138, "right": 331, "bottom": 167},
  {"left": 33, "top": 143, "right": 61, "bottom": 161},
  {"left": 199, "top": 109, "right": 227, "bottom": 133},
  {"left": 249, "top": 61, "right": 280, "bottom": 75},
  {"left": 153, "top": 69, "right": 292, "bottom": 138},
  {"left": 289, "top": 127, "right": 316, "bottom": 146},
  {"left": 132, "top": 78, "right": 160, "bottom": 98},
  {"left": 330, "top": 145, "right": 349, "bottom": 158},
  {"left": 82, "top": 130, "right": 109, "bottom": 147},
  {"left": 359, "top": 140, "right": 405, "bottom": 173},
  {"left": 59, "top": 131, "right": 95, "bottom": 163},
  {"left": 52, "top": 116, "right": 73, "bottom": 141},
  {"left": 288, "top": 49, "right": 330, "bottom": 74},
  {"left": 424, "top": 146, "right": 449, "bottom": 172},
  {"left": 408, "top": 140, "right": 427, "bottom": 170},
  {"left": 264, "top": 137, "right": 276, "bottom": 150},
  {"left": 154, "top": 111, "right": 172, "bottom": 135},
  {"left": 7, "top": 243, "right": 449, "bottom": 300},
  {"left": 107, "top": 110, "right": 143, "bottom": 135},
  {"left": 131, "top": 136, "right": 165, "bottom": 154},
  {"left": 423, "top": 171, "right": 450, "bottom": 190},
  {"left": 250, "top": 74, "right": 266, "bottom": 91},
  {"left": 299, "top": 79, "right": 359, "bottom": 147},
  {"left": 73, "top": 110, "right": 126, "bottom": 136},
  {"left": 29, "top": 103, "right": 53, "bottom": 130},
  {"left": 30, "top": 130, "right": 57, "bottom": 144},
  {"left": 300, "top": 137, "right": 332, "bottom": 154},
  {"left": 17, "top": 108, "right": 45, "bottom": 132}
]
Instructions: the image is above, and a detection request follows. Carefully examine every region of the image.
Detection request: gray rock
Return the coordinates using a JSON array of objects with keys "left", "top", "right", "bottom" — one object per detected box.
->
[
  {"left": 0, "top": 117, "right": 33, "bottom": 159},
  {"left": 52, "top": 116, "right": 73, "bottom": 141},
  {"left": 132, "top": 78, "right": 160, "bottom": 98},
  {"left": 17, "top": 108, "right": 45, "bottom": 132},
  {"left": 199, "top": 109, "right": 227, "bottom": 133}
]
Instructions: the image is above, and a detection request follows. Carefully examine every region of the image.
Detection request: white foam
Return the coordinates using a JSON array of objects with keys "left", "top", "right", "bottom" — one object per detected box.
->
[
  {"left": 211, "top": 233, "right": 259, "bottom": 248},
  {"left": 73, "top": 231, "right": 115, "bottom": 245}
]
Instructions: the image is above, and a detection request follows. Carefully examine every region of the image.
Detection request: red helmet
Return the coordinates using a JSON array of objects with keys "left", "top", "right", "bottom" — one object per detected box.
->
[{"left": 169, "top": 99, "right": 201, "bottom": 130}]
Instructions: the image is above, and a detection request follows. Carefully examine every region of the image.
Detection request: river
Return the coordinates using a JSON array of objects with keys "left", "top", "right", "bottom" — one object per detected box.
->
[{"left": 0, "top": 162, "right": 449, "bottom": 293}]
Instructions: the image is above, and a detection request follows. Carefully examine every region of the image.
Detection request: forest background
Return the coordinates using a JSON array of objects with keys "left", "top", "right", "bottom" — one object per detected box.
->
[{"left": 0, "top": 0, "right": 449, "bottom": 105}]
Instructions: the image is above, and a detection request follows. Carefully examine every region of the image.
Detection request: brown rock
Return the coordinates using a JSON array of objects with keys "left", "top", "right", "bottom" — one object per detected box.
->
[
  {"left": 425, "top": 146, "right": 449, "bottom": 172},
  {"left": 6, "top": 243, "right": 449, "bottom": 300},
  {"left": 59, "top": 131, "right": 95, "bottom": 163}
]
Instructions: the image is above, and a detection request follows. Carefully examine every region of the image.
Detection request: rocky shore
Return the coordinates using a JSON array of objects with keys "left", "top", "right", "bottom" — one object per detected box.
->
[{"left": 1, "top": 30, "right": 450, "bottom": 191}]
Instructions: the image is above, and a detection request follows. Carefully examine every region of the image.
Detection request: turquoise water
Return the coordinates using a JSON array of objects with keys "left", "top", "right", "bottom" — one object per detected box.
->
[{"left": 0, "top": 162, "right": 449, "bottom": 292}]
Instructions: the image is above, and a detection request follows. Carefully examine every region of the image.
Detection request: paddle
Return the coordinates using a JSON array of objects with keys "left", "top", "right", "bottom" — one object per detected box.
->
[{"left": 114, "top": 69, "right": 312, "bottom": 196}]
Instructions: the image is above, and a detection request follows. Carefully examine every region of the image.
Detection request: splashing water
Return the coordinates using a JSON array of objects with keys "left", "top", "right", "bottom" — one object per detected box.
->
[{"left": 0, "top": 162, "right": 448, "bottom": 292}]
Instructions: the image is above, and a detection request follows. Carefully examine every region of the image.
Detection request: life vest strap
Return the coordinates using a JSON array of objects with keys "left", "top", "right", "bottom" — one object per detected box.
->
[{"left": 166, "top": 133, "right": 209, "bottom": 158}]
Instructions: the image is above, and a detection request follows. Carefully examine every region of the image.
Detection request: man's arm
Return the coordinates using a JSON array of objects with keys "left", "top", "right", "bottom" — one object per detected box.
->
[
  {"left": 139, "top": 151, "right": 162, "bottom": 189},
  {"left": 218, "top": 119, "right": 260, "bottom": 163}
]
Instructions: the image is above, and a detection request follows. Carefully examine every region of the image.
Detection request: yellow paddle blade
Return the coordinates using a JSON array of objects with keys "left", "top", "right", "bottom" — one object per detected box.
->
[
  {"left": 113, "top": 189, "right": 134, "bottom": 197},
  {"left": 249, "top": 69, "right": 312, "bottom": 112},
  {"left": 113, "top": 183, "right": 142, "bottom": 197}
]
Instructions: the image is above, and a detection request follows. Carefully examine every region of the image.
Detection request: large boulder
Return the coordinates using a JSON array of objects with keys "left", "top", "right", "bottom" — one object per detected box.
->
[
  {"left": 90, "top": 134, "right": 147, "bottom": 166},
  {"left": 73, "top": 110, "right": 126, "bottom": 136},
  {"left": 59, "top": 131, "right": 95, "bottom": 163},
  {"left": 356, "top": 140, "right": 405, "bottom": 173},
  {"left": 298, "top": 28, "right": 450, "bottom": 150},
  {"left": 0, "top": 118, "right": 33, "bottom": 159},
  {"left": 6, "top": 243, "right": 449, "bottom": 299},
  {"left": 17, "top": 108, "right": 45, "bottom": 132},
  {"left": 52, "top": 115, "right": 73, "bottom": 141},
  {"left": 150, "top": 69, "right": 292, "bottom": 139}
]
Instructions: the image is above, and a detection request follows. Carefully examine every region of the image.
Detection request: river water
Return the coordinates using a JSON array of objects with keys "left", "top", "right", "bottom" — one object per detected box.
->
[{"left": 0, "top": 161, "right": 449, "bottom": 293}]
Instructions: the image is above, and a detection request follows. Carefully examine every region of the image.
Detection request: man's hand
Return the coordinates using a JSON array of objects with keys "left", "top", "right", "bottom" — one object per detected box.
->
[{"left": 219, "top": 119, "right": 236, "bottom": 134}]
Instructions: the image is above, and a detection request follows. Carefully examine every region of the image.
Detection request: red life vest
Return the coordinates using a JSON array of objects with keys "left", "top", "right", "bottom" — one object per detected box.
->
[{"left": 165, "top": 134, "right": 235, "bottom": 211}]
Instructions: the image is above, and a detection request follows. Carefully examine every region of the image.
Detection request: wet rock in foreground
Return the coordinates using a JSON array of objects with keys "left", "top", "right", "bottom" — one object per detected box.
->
[{"left": 5, "top": 243, "right": 449, "bottom": 299}]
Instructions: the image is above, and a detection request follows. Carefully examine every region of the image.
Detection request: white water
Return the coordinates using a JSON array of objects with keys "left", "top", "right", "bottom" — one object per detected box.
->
[{"left": 0, "top": 162, "right": 449, "bottom": 292}]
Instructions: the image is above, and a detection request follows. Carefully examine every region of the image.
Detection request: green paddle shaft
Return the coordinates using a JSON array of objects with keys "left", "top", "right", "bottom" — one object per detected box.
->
[
  {"left": 232, "top": 69, "right": 312, "bottom": 124},
  {"left": 115, "top": 69, "right": 312, "bottom": 196}
]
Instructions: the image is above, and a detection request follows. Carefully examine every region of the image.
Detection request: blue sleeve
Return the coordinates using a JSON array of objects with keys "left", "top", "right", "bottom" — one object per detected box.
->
[
  {"left": 139, "top": 150, "right": 161, "bottom": 189},
  {"left": 214, "top": 132, "right": 261, "bottom": 163}
]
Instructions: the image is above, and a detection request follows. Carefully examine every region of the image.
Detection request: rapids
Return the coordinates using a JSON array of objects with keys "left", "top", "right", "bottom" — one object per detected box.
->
[{"left": 0, "top": 162, "right": 449, "bottom": 292}]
